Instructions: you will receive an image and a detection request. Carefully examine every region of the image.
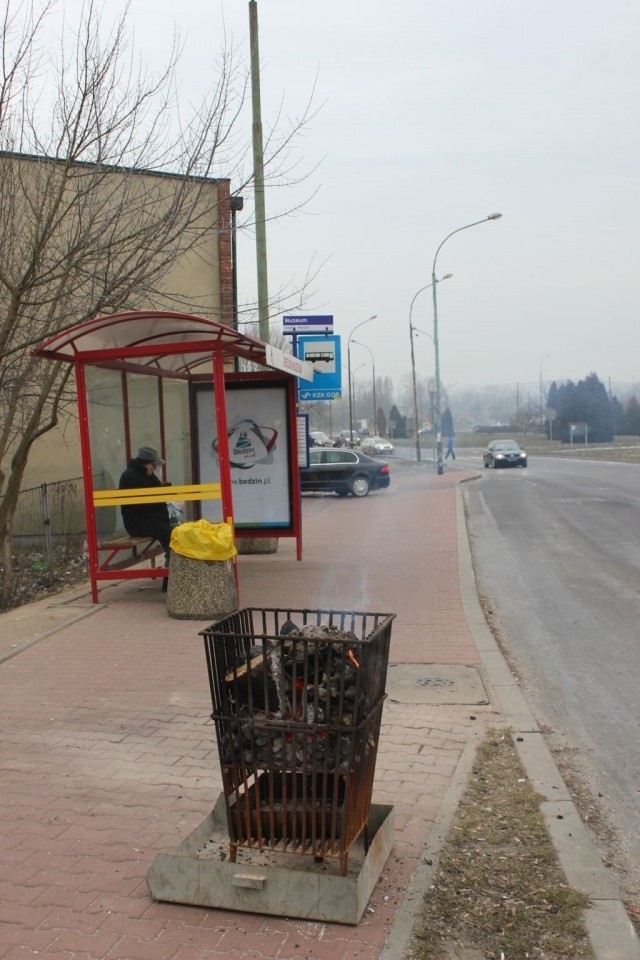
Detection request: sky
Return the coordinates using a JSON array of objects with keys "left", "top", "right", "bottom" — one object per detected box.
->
[{"left": 50, "top": 1, "right": 640, "bottom": 392}]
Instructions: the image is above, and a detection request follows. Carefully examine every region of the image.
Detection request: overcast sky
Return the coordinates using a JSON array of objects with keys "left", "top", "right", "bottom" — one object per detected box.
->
[{"left": 59, "top": 1, "right": 639, "bottom": 392}]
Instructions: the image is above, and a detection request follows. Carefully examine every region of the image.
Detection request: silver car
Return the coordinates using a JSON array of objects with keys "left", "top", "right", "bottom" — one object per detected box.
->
[{"left": 361, "top": 435, "right": 395, "bottom": 456}]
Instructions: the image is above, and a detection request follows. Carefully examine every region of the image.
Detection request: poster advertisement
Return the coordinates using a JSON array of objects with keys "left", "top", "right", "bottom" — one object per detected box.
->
[{"left": 195, "top": 382, "right": 292, "bottom": 529}]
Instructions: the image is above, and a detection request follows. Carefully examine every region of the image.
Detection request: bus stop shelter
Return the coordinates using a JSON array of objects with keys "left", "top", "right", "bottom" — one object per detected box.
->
[{"left": 34, "top": 311, "right": 309, "bottom": 603}]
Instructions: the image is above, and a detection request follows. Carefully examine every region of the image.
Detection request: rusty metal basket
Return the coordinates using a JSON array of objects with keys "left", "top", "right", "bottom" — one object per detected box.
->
[{"left": 200, "top": 607, "right": 395, "bottom": 875}]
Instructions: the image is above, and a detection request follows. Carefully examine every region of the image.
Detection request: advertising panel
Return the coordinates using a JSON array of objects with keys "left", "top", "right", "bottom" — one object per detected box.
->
[{"left": 195, "top": 381, "right": 292, "bottom": 529}]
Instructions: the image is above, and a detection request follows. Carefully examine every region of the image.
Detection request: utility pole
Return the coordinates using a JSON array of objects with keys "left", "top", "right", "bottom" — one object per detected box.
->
[{"left": 249, "top": 1, "right": 270, "bottom": 341}]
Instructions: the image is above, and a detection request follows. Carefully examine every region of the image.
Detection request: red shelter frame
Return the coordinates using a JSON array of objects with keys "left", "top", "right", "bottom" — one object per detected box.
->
[{"left": 34, "top": 311, "right": 304, "bottom": 603}]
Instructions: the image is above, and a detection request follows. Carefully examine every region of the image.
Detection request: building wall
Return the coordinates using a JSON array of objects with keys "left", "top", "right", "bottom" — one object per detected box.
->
[{"left": 2, "top": 155, "right": 234, "bottom": 490}]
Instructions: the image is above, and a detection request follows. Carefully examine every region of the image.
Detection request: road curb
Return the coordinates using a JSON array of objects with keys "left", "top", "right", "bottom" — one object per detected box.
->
[
  {"left": 455, "top": 485, "right": 640, "bottom": 960},
  {"left": 0, "top": 586, "right": 103, "bottom": 664}
]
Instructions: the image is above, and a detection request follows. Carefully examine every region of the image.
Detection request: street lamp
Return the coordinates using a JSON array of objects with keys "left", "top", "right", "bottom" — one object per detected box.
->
[
  {"left": 539, "top": 354, "right": 551, "bottom": 429},
  {"left": 351, "top": 339, "right": 377, "bottom": 434},
  {"left": 351, "top": 362, "right": 366, "bottom": 429},
  {"left": 432, "top": 213, "right": 502, "bottom": 474},
  {"left": 409, "top": 274, "right": 452, "bottom": 462},
  {"left": 348, "top": 315, "right": 377, "bottom": 444}
]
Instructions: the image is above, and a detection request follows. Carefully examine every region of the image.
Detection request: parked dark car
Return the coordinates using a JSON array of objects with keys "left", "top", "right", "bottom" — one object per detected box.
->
[
  {"left": 483, "top": 439, "right": 528, "bottom": 468},
  {"left": 301, "top": 448, "right": 390, "bottom": 497}
]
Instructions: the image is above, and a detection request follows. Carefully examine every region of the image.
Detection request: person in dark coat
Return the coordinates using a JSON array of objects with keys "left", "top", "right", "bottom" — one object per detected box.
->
[{"left": 119, "top": 446, "right": 171, "bottom": 563}]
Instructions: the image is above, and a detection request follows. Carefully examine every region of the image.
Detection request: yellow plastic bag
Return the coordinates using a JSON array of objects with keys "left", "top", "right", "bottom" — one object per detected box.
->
[{"left": 170, "top": 520, "right": 237, "bottom": 561}]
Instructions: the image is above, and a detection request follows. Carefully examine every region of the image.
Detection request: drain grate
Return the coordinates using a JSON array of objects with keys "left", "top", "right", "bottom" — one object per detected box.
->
[{"left": 416, "top": 676, "right": 455, "bottom": 688}]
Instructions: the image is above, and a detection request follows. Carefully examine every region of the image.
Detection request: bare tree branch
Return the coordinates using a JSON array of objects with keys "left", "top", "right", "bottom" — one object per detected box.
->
[{"left": 0, "top": 0, "right": 323, "bottom": 603}]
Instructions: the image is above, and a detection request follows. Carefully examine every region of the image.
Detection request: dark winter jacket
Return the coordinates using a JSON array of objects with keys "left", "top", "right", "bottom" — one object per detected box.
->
[{"left": 118, "top": 458, "right": 169, "bottom": 529}]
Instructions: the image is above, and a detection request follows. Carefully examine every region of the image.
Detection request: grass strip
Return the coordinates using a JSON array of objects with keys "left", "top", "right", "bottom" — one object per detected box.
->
[{"left": 409, "top": 729, "right": 594, "bottom": 959}]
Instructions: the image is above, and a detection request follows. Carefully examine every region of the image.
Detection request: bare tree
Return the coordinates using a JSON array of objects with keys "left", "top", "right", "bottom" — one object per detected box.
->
[{"left": 0, "top": 0, "right": 318, "bottom": 605}]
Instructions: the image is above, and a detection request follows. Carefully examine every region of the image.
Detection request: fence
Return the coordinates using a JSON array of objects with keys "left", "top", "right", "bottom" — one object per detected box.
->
[{"left": 0, "top": 474, "right": 108, "bottom": 603}]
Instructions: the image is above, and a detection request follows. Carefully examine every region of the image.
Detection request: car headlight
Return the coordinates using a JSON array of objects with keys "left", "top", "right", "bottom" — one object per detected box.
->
[{"left": 496, "top": 453, "right": 505, "bottom": 459}]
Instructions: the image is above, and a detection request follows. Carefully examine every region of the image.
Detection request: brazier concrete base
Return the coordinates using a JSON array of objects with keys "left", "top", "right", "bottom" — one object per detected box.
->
[{"left": 146, "top": 794, "right": 394, "bottom": 925}]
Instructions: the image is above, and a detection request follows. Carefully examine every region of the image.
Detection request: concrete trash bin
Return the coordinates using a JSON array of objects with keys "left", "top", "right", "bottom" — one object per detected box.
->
[{"left": 166, "top": 520, "right": 238, "bottom": 620}]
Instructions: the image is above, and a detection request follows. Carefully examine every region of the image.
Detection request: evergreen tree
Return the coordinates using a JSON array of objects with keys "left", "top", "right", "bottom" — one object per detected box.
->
[
  {"left": 388, "top": 404, "right": 407, "bottom": 439},
  {"left": 553, "top": 373, "right": 612, "bottom": 443},
  {"left": 626, "top": 396, "right": 640, "bottom": 435},
  {"left": 610, "top": 396, "right": 627, "bottom": 436},
  {"left": 377, "top": 408, "right": 387, "bottom": 437}
]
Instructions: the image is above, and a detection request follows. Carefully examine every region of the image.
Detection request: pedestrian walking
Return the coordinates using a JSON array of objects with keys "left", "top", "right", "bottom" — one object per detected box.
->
[{"left": 445, "top": 433, "right": 456, "bottom": 459}]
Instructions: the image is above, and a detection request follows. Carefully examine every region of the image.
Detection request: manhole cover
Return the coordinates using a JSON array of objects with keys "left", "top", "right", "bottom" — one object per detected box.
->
[
  {"left": 416, "top": 676, "right": 455, "bottom": 688},
  {"left": 386, "top": 664, "right": 489, "bottom": 705}
]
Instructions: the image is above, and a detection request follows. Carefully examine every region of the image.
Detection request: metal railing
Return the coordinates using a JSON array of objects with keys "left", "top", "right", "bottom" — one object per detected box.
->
[{"left": 0, "top": 474, "right": 103, "bottom": 603}]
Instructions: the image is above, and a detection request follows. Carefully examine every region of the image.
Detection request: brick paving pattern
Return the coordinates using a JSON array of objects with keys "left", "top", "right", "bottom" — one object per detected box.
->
[{"left": 0, "top": 463, "right": 499, "bottom": 959}]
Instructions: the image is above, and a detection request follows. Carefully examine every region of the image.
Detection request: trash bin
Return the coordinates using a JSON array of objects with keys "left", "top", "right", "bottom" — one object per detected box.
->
[
  {"left": 166, "top": 520, "right": 238, "bottom": 620},
  {"left": 200, "top": 606, "right": 395, "bottom": 875}
]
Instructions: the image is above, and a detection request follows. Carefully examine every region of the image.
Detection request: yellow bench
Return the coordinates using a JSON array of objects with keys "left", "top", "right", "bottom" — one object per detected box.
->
[
  {"left": 93, "top": 482, "right": 222, "bottom": 509},
  {"left": 92, "top": 483, "right": 223, "bottom": 573}
]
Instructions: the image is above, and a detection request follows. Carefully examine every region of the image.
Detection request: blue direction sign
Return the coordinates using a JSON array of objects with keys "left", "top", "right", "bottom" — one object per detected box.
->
[
  {"left": 283, "top": 315, "right": 333, "bottom": 331},
  {"left": 296, "top": 334, "right": 342, "bottom": 401}
]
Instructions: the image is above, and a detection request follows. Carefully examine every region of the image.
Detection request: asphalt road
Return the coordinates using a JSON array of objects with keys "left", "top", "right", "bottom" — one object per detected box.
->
[{"left": 457, "top": 448, "right": 640, "bottom": 895}]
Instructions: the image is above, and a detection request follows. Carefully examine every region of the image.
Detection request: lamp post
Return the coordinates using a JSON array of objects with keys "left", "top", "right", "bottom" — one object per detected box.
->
[
  {"left": 409, "top": 275, "right": 452, "bottom": 462},
  {"left": 348, "top": 315, "right": 377, "bottom": 445},
  {"left": 351, "top": 339, "right": 377, "bottom": 434},
  {"left": 539, "top": 354, "right": 551, "bottom": 430},
  {"left": 351, "top": 362, "right": 366, "bottom": 431},
  {"left": 432, "top": 213, "right": 502, "bottom": 474}
]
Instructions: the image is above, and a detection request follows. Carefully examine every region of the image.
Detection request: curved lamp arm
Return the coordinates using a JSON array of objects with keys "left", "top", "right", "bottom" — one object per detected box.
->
[
  {"left": 432, "top": 213, "right": 502, "bottom": 475},
  {"left": 431, "top": 213, "right": 502, "bottom": 276}
]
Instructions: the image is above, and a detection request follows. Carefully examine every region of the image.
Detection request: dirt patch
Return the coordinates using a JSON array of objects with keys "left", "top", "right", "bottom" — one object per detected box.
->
[
  {"left": 406, "top": 729, "right": 594, "bottom": 960},
  {"left": 1, "top": 543, "right": 88, "bottom": 611}
]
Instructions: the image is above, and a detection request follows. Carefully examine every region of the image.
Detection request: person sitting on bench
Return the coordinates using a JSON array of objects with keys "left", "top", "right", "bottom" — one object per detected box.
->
[{"left": 119, "top": 446, "right": 171, "bottom": 570}]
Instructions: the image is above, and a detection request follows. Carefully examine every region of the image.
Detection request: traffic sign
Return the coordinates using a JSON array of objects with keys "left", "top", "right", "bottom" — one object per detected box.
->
[
  {"left": 283, "top": 315, "right": 333, "bottom": 331},
  {"left": 296, "top": 334, "right": 342, "bottom": 400}
]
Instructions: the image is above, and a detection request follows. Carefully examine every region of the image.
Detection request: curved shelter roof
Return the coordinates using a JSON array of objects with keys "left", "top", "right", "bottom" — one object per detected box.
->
[{"left": 34, "top": 310, "right": 271, "bottom": 376}]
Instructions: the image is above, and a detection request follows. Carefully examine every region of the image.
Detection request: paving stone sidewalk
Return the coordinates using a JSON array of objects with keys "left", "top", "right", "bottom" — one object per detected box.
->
[{"left": 0, "top": 463, "right": 503, "bottom": 959}]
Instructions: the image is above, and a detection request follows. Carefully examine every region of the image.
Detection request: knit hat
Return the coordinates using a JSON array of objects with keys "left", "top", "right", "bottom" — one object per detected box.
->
[{"left": 136, "top": 446, "right": 164, "bottom": 464}]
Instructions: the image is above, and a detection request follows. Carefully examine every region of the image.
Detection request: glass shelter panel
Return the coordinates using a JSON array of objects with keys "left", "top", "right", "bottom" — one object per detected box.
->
[
  {"left": 161, "top": 378, "right": 194, "bottom": 522},
  {"left": 85, "top": 366, "right": 127, "bottom": 537},
  {"left": 126, "top": 373, "right": 162, "bottom": 467}
]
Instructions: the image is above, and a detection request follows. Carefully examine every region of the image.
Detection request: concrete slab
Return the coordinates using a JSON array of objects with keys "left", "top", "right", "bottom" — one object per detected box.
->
[
  {"left": 477, "top": 649, "right": 521, "bottom": 688},
  {"left": 489, "top": 680, "right": 540, "bottom": 731},
  {"left": 146, "top": 795, "right": 395, "bottom": 925},
  {"left": 386, "top": 663, "right": 489, "bottom": 706},
  {"left": 512, "top": 731, "right": 572, "bottom": 801},
  {"left": 541, "top": 800, "right": 620, "bottom": 898},
  {"left": 584, "top": 900, "right": 640, "bottom": 960}
]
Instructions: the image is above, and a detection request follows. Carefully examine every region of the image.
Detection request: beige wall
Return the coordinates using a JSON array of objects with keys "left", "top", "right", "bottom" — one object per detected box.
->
[{"left": 9, "top": 157, "right": 232, "bottom": 492}]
